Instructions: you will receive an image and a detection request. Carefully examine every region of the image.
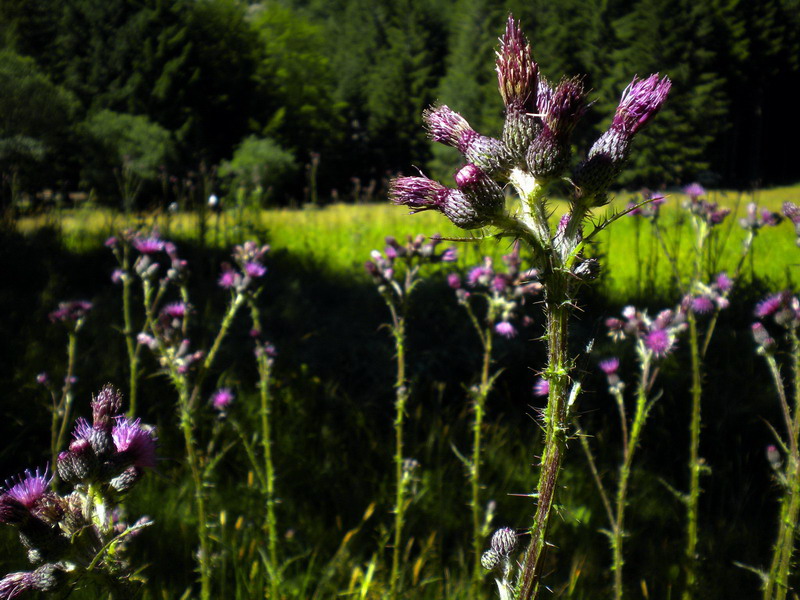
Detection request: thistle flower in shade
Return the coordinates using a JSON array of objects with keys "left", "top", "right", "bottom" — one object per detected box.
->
[
  {"left": 244, "top": 261, "right": 267, "bottom": 278},
  {"left": 599, "top": 358, "right": 619, "bottom": 375},
  {"left": 48, "top": 300, "right": 93, "bottom": 324},
  {"left": 4, "top": 467, "right": 51, "bottom": 509},
  {"left": 211, "top": 388, "right": 234, "bottom": 411},
  {"left": 162, "top": 302, "right": 187, "bottom": 320},
  {"left": 423, "top": 105, "right": 511, "bottom": 176},
  {"left": 644, "top": 328, "right": 672, "bottom": 357},
  {"left": 218, "top": 263, "right": 238, "bottom": 289},
  {"left": 689, "top": 295, "right": 715, "bottom": 315},
  {"left": 752, "top": 322, "right": 775, "bottom": 351},
  {"left": 533, "top": 378, "right": 550, "bottom": 397},
  {"left": 496, "top": 15, "right": 540, "bottom": 161},
  {"left": 447, "top": 273, "right": 461, "bottom": 289},
  {"left": 495, "top": 321, "right": 517, "bottom": 338},
  {"left": 755, "top": 293, "right": 787, "bottom": 318},
  {"left": 112, "top": 418, "right": 157, "bottom": 469},
  {"left": 575, "top": 74, "right": 671, "bottom": 200},
  {"left": 132, "top": 235, "right": 165, "bottom": 254},
  {"left": 526, "top": 76, "right": 588, "bottom": 179}
]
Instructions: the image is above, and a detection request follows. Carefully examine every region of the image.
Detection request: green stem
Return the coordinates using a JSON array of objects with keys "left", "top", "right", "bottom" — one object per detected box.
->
[
  {"left": 516, "top": 278, "right": 571, "bottom": 600},
  {"left": 683, "top": 312, "right": 703, "bottom": 599},
  {"left": 471, "top": 325, "right": 493, "bottom": 596},
  {"left": 53, "top": 331, "right": 78, "bottom": 466},
  {"left": 612, "top": 351, "right": 652, "bottom": 600},
  {"left": 250, "top": 301, "right": 280, "bottom": 597},
  {"left": 121, "top": 245, "right": 139, "bottom": 416},
  {"left": 390, "top": 315, "right": 408, "bottom": 600}
]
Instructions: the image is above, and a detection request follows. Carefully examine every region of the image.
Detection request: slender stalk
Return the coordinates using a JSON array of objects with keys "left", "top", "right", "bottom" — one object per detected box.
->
[
  {"left": 250, "top": 301, "right": 280, "bottom": 598},
  {"left": 120, "top": 245, "right": 140, "bottom": 416},
  {"left": 470, "top": 323, "right": 493, "bottom": 595},
  {"left": 390, "top": 315, "right": 408, "bottom": 600},
  {"left": 683, "top": 312, "right": 703, "bottom": 598},
  {"left": 612, "top": 352, "right": 652, "bottom": 600},
  {"left": 516, "top": 279, "right": 571, "bottom": 600},
  {"left": 53, "top": 331, "right": 78, "bottom": 466}
]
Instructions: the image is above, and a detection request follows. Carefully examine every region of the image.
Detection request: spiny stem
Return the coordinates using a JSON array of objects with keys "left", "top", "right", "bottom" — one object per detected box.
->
[
  {"left": 390, "top": 314, "right": 408, "bottom": 600},
  {"left": 517, "top": 281, "right": 571, "bottom": 600},
  {"left": 683, "top": 312, "right": 703, "bottom": 599}
]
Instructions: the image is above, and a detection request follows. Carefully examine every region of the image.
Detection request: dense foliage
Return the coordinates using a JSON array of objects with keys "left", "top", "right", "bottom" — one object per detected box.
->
[{"left": 1, "top": 0, "right": 799, "bottom": 203}]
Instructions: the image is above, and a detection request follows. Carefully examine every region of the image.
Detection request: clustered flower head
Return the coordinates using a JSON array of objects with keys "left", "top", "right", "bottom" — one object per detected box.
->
[
  {"left": 682, "top": 183, "right": 731, "bottom": 226},
  {"left": 390, "top": 15, "right": 671, "bottom": 232},
  {"left": 48, "top": 301, "right": 93, "bottom": 326},
  {"left": 752, "top": 291, "right": 800, "bottom": 354},
  {"left": 606, "top": 305, "right": 687, "bottom": 359},
  {"left": 739, "top": 201, "right": 783, "bottom": 232},
  {"left": 449, "top": 243, "right": 540, "bottom": 339},
  {"left": 681, "top": 274, "right": 733, "bottom": 315},
  {"left": 365, "top": 234, "right": 456, "bottom": 292},
  {"left": 0, "top": 385, "right": 154, "bottom": 598},
  {"left": 782, "top": 202, "right": 800, "bottom": 246},
  {"left": 219, "top": 241, "right": 270, "bottom": 292}
]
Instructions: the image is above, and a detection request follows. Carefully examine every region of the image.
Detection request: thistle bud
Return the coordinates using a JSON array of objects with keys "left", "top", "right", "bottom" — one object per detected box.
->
[
  {"left": 526, "top": 76, "right": 587, "bottom": 179},
  {"left": 573, "top": 257, "right": 600, "bottom": 281},
  {"left": 766, "top": 444, "right": 782, "bottom": 471},
  {"left": 92, "top": 384, "right": 124, "bottom": 430},
  {"left": 31, "top": 564, "right": 65, "bottom": 592},
  {"left": 490, "top": 527, "right": 518, "bottom": 556},
  {"left": 455, "top": 164, "right": 506, "bottom": 219},
  {"left": 496, "top": 16, "right": 540, "bottom": 162},
  {"left": 575, "top": 74, "right": 671, "bottom": 200},
  {"left": 423, "top": 106, "right": 512, "bottom": 176},
  {"left": 110, "top": 466, "right": 143, "bottom": 493},
  {"left": 481, "top": 548, "right": 501, "bottom": 570}
]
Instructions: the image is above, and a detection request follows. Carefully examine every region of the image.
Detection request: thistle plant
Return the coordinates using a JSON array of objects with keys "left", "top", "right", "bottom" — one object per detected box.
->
[
  {"left": 0, "top": 384, "right": 155, "bottom": 599},
  {"left": 389, "top": 15, "right": 670, "bottom": 599},
  {"left": 580, "top": 306, "right": 687, "bottom": 599},
  {"left": 365, "top": 234, "right": 456, "bottom": 598},
  {"left": 44, "top": 300, "right": 93, "bottom": 467},
  {"left": 116, "top": 231, "right": 268, "bottom": 600},
  {"left": 647, "top": 184, "right": 780, "bottom": 597},
  {"left": 750, "top": 223, "right": 800, "bottom": 599},
  {"left": 448, "top": 243, "right": 540, "bottom": 593}
]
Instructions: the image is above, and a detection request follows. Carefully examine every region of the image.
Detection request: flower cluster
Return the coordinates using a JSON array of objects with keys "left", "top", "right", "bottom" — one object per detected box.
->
[
  {"left": 606, "top": 306, "right": 687, "bottom": 359},
  {"left": 682, "top": 183, "right": 730, "bottom": 226},
  {"left": 681, "top": 272, "right": 733, "bottom": 315},
  {"left": 481, "top": 526, "right": 520, "bottom": 597},
  {"left": 107, "top": 230, "right": 188, "bottom": 285},
  {"left": 0, "top": 385, "right": 155, "bottom": 598},
  {"left": 364, "top": 234, "right": 456, "bottom": 293},
  {"left": 48, "top": 301, "right": 93, "bottom": 325},
  {"left": 390, "top": 16, "right": 670, "bottom": 231},
  {"left": 449, "top": 243, "right": 540, "bottom": 339},
  {"left": 752, "top": 291, "right": 800, "bottom": 354},
  {"left": 219, "top": 241, "right": 270, "bottom": 292},
  {"left": 739, "top": 201, "right": 783, "bottom": 232},
  {"left": 782, "top": 202, "right": 800, "bottom": 246}
]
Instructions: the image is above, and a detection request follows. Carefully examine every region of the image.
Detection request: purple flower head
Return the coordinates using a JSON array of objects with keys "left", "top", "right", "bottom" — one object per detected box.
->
[
  {"left": 0, "top": 571, "right": 34, "bottom": 598},
  {"left": 71, "top": 417, "right": 93, "bottom": 442},
  {"left": 211, "top": 388, "right": 234, "bottom": 411},
  {"left": 755, "top": 293, "right": 788, "bottom": 318},
  {"left": 783, "top": 202, "right": 800, "bottom": 225},
  {"left": 538, "top": 75, "right": 588, "bottom": 137},
  {"left": 49, "top": 300, "right": 93, "bottom": 324},
  {"left": 104, "top": 236, "right": 118, "bottom": 248},
  {"left": 496, "top": 15, "right": 538, "bottom": 112},
  {"left": 132, "top": 235, "right": 165, "bottom": 255},
  {"left": 533, "top": 378, "right": 550, "bottom": 397},
  {"left": 492, "top": 274, "right": 510, "bottom": 293},
  {"left": 690, "top": 295, "right": 715, "bottom": 315},
  {"left": 4, "top": 466, "right": 51, "bottom": 509},
  {"left": 761, "top": 209, "right": 782, "bottom": 227},
  {"left": 35, "top": 372, "right": 48, "bottom": 386},
  {"left": 245, "top": 261, "right": 267, "bottom": 278},
  {"left": 218, "top": 263, "right": 237, "bottom": 289},
  {"left": 683, "top": 183, "right": 706, "bottom": 200},
  {"left": 715, "top": 272, "right": 733, "bottom": 294},
  {"left": 467, "top": 265, "right": 493, "bottom": 287},
  {"left": 162, "top": 302, "right": 187, "bottom": 320},
  {"left": 644, "top": 328, "right": 673, "bottom": 357},
  {"left": 112, "top": 417, "right": 157, "bottom": 469},
  {"left": 611, "top": 74, "right": 671, "bottom": 135},
  {"left": 447, "top": 273, "right": 462, "bottom": 289},
  {"left": 390, "top": 176, "right": 448, "bottom": 213},
  {"left": 495, "top": 321, "right": 517, "bottom": 338},
  {"left": 599, "top": 358, "right": 620, "bottom": 375}
]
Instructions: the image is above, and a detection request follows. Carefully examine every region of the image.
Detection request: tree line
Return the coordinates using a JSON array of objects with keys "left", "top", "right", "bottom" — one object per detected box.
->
[{"left": 1, "top": 0, "right": 798, "bottom": 209}]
